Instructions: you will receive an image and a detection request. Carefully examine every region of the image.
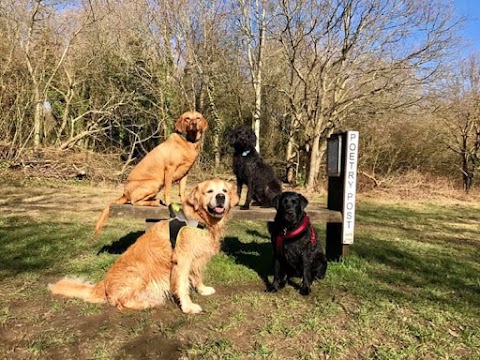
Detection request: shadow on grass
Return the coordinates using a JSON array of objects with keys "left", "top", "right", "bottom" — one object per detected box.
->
[
  {"left": 354, "top": 236, "right": 480, "bottom": 309},
  {"left": 358, "top": 204, "right": 480, "bottom": 250},
  {"left": 222, "top": 229, "right": 273, "bottom": 288},
  {"left": 97, "top": 231, "right": 144, "bottom": 255},
  {"left": 0, "top": 216, "right": 95, "bottom": 279}
]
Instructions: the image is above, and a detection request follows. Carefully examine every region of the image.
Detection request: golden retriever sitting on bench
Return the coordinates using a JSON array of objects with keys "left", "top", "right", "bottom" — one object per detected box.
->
[
  {"left": 49, "top": 179, "right": 238, "bottom": 314},
  {"left": 94, "top": 111, "right": 208, "bottom": 235}
]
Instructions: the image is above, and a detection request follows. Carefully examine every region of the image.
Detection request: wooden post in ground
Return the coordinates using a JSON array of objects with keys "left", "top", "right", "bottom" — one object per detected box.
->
[{"left": 326, "top": 131, "right": 359, "bottom": 261}]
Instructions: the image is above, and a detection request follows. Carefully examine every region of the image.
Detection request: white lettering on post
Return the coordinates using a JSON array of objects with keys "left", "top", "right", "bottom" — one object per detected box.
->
[{"left": 342, "top": 131, "right": 359, "bottom": 245}]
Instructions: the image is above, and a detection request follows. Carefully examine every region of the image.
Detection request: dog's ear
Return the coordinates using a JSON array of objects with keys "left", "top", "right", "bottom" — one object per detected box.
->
[
  {"left": 267, "top": 221, "right": 276, "bottom": 235},
  {"left": 299, "top": 194, "right": 309, "bottom": 211},
  {"left": 198, "top": 115, "right": 208, "bottom": 133},
  {"left": 272, "top": 193, "right": 281, "bottom": 210},
  {"left": 228, "top": 128, "right": 237, "bottom": 145},
  {"left": 186, "top": 185, "right": 200, "bottom": 211},
  {"left": 247, "top": 129, "right": 257, "bottom": 147},
  {"left": 175, "top": 113, "right": 188, "bottom": 134}
]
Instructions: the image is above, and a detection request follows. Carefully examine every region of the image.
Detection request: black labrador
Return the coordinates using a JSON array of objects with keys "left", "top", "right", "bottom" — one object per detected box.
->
[
  {"left": 267, "top": 192, "right": 327, "bottom": 295},
  {"left": 229, "top": 125, "right": 282, "bottom": 210}
]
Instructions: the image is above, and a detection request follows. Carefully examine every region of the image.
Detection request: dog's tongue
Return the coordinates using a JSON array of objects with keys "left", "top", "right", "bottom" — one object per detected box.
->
[{"left": 214, "top": 206, "right": 225, "bottom": 214}]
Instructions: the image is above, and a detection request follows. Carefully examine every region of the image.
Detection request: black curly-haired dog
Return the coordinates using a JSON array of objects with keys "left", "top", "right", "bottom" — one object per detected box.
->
[
  {"left": 267, "top": 192, "right": 327, "bottom": 295},
  {"left": 229, "top": 125, "right": 282, "bottom": 210}
]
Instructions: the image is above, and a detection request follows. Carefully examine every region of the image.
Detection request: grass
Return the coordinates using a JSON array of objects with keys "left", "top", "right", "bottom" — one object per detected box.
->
[{"left": 0, "top": 178, "right": 479, "bottom": 359}]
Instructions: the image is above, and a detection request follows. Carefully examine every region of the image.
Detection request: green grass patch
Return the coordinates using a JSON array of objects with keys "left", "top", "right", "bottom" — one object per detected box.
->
[{"left": 1, "top": 182, "right": 479, "bottom": 359}]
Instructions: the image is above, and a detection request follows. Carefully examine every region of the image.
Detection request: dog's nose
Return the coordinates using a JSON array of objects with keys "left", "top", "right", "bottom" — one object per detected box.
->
[
  {"left": 215, "top": 193, "right": 225, "bottom": 206},
  {"left": 285, "top": 209, "right": 295, "bottom": 216}
]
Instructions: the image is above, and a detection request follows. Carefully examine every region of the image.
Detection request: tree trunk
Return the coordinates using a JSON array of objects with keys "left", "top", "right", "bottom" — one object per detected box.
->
[
  {"left": 462, "top": 156, "right": 471, "bottom": 193},
  {"left": 306, "top": 133, "right": 321, "bottom": 190},
  {"left": 33, "top": 97, "right": 43, "bottom": 148},
  {"left": 251, "top": 41, "right": 262, "bottom": 153},
  {"left": 285, "top": 115, "right": 299, "bottom": 183},
  {"left": 213, "top": 132, "right": 221, "bottom": 170},
  {"left": 253, "top": 100, "right": 261, "bottom": 152},
  {"left": 206, "top": 81, "right": 223, "bottom": 171},
  {"left": 462, "top": 135, "right": 471, "bottom": 192},
  {"left": 286, "top": 138, "right": 296, "bottom": 183},
  {"left": 241, "top": 0, "right": 265, "bottom": 154}
]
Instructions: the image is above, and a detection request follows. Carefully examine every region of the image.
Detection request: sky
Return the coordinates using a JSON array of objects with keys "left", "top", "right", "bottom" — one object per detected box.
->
[{"left": 454, "top": 0, "right": 480, "bottom": 52}]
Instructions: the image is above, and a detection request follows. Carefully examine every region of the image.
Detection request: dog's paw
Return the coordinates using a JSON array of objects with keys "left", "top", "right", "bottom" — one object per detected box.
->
[
  {"left": 197, "top": 286, "right": 216, "bottom": 296},
  {"left": 271, "top": 280, "right": 286, "bottom": 290},
  {"left": 300, "top": 286, "right": 311, "bottom": 296},
  {"left": 181, "top": 303, "right": 203, "bottom": 314},
  {"left": 267, "top": 285, "right": 278, "bottom": 293},
  {"left": 268, "top": 281, "right": 284, "bottom": 292},
  {"left": 240, "top": 205, "right": 250, "bottom": 210}
]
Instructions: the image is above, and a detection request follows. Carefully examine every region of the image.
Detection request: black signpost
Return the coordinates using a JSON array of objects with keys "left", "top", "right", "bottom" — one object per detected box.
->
[{"left": 326, "top": 131, "right": 359, "bottom": 261}]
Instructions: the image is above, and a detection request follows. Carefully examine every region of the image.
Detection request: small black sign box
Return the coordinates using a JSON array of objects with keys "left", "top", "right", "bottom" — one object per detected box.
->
[{"left": 327, "top": 134, "right": 342, "bottom": 177}]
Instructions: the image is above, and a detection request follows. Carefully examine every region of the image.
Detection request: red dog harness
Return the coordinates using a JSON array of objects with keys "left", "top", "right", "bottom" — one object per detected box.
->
[{"left": 276, "top": 215, "right": 316, "bottom": 253}]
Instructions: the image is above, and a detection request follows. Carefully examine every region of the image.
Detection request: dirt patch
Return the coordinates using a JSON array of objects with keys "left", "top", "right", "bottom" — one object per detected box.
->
[
  {"left": 0, "top": 283, "right": 279, "bottom": 359},
  {"left": 1, "top": 295, "right": 182, "bottom": 359},
  {"left": 120, "top": 333, "right": 181, "bottom": 360},
  {"left": 2, "top": 147, "right": 125, "bottom": 183}
]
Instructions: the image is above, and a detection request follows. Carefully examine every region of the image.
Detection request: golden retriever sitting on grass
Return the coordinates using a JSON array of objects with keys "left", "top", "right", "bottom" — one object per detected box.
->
[{"left": 49, "top": 179, "right": 238, "bottom": 314}]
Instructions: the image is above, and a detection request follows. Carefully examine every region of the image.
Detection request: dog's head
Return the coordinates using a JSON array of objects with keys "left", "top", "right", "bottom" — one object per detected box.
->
[
  {"left": 187, "top": 179, "right": 239, "bottom": 222},
  {"left": 175, "top": 111, "right": 208, "bottom": 142},
  {"left": 273, "top": 191, "right": 308, "bottom": 226},
  {"left": 228, "top": 125, "right": 256, "bottom": 152}
]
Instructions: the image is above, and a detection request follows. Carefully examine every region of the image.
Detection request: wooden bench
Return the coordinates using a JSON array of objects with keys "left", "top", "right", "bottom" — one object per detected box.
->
[{"left": 109, "top": 203, "right": 343, "bottom": 224}]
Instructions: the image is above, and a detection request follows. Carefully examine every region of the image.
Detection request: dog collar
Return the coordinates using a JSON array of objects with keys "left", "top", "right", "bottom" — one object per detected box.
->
[
  {"left": 176, "top": 130, "right": 200, "bottom": 143},
  {"left": 241, "top": 150, "right": 251, "bottom": 157},
  {"left": 169, "top": 207, "right": 207, "bottom": 229},
  {"left": 275, "top": 215, "right": 316, "bottom": 253}
]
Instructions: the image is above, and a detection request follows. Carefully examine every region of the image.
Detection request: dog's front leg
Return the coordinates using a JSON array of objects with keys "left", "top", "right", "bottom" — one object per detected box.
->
[
  {"left": 190, "top": 259, "right": 215, "bottom": 296},
  {"left": 235, "top": 177, "right": 243, "bottom": 202},
  {"left": 163, "top": 169, "right": 173, "bottom": 206},
  {"left": 171, "top": 259, "right": 203, "bottom": 314},
  {"left": 163, "top": 170, "right": 174, "bottom": 206},
  {"left": 241, "top": 179, "right": 254, "bottom": 210},
  {"left": 300, "top": 256, "right": 313, "bottom": 296},
  {"left": 269, "top": 258, "right": 286, "bottom": 292},
  {"left": 179, "top": 175, "right": 188, "bottom": 203}
]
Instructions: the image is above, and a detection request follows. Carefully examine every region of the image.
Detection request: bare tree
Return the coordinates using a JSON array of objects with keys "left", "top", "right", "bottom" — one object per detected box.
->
[
  {"left": 160, "top": 0, "right": 242, "bottom": 170},
  {"left": 440, "top": 54, "right": 480, "bottom": 192},
  {"left": 236, "top": 0, "right": 268, "bottom": 152},
  {"left": 0, "top": 0, "right": 471, "bottom": 190},
  {"left": 272, "top": 0, "right": 461, "bottom": 189},
  {"left": 14, "top": 0, "right": 95, "bottom": 148}
]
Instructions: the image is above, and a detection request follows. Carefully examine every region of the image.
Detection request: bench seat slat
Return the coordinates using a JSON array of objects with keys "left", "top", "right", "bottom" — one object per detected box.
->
[{"left": 109, "top": 204, "right": 343, "bottom": 223}]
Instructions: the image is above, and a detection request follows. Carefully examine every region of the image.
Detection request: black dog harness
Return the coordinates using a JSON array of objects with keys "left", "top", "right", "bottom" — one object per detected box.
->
[
  {"left": 276, "top": 215, "right": 316, "bottom": 254},
  {"left": 168, "top": 208, "right": 206, "bottom": 248}
]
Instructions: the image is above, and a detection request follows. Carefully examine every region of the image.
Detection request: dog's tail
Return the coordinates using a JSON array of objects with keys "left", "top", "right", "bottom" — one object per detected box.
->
[
  {"left": 48, "top": 277, "right": 106, "bottom": 304},
  {"left": 94, "top": 196, "right": 128, "bottom": 236}
]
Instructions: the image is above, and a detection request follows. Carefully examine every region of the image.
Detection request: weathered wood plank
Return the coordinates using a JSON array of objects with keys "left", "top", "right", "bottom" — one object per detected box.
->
[{"left": 109, "top": 203, "right": 343, "bottom": 223}]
